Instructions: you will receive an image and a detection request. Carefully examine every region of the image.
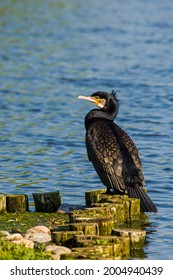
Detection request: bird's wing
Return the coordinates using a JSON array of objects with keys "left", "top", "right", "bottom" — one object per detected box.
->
[
  {"left": 113, "top": 124, "right": 145, "bottom": 186},
  {"left": 86, "top": 121, "right": 126, "bottom": 193}
]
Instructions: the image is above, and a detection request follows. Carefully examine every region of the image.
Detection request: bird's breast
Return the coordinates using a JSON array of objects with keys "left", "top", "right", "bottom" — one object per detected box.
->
[{"left": 86, "top": 120, "right": 120, "bottom": 160}]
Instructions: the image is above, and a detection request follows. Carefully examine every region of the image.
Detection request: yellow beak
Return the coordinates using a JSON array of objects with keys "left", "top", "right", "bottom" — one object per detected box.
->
[
  {"left": 77, "top": 95, "right": 96, "bottom": 103},
  {"left": 77, "top": 95, "right": 106, "bottom": 109}
]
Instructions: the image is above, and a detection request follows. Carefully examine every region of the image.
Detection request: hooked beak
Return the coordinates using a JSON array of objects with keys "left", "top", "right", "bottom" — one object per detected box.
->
[
  {"left": 77, "top": 95, "right": 106, "bottom": 109},
  {"left": 77, "top": 95, "right": 96, "bottom": 103}
]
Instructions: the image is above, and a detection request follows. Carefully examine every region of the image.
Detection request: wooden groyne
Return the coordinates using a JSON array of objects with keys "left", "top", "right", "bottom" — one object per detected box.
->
[
  {"left": 0, "top": 191, "right": 61, "bottom": 213},
  {"left": 53, "top": 189, "right": 146, "bottom": 260},
  {"left": 0, "top": 189, "right": 147, "bottom": 259}
]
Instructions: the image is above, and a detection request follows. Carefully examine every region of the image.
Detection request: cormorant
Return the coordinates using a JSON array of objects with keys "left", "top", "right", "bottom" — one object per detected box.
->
[{"left": 78, "top": 90, "right": 157, "bottom": 212}]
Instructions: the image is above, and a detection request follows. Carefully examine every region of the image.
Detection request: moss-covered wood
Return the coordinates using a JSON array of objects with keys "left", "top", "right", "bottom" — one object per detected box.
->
[
  {"left": 33, "top": 191, "right": 61, "bottom": 213},
  {"left": 70, "top": 222, "right": 99, "bottom": 235},
  {"left": 73, "top": 234, "right": 130, "bottom": 258},
  {"left": 6, "top": 195, "right": 29, "bottom": 213},
  {"left": 0, "top": 195, "right": 6, "bottom": 213},
  {"left": 51, "top": 231, "right": 83, "bottom": 246},
  {"left": 0, "top": 188, "right": 148, "bottom": 260},
  {"left": 61, "top": 251, "right": 118, "bottom": 260},
  {"left": 85, "top": 189, "right": 141, "bottom": 222},
  {"left": 112, "top": 228, "right": 146, "bottom": 258},
  {"left": 85, "top": 189, "right": 106, "bottom": 206},
  {"left": 60, "top": 234, "right": 131, "bottom": 260}
]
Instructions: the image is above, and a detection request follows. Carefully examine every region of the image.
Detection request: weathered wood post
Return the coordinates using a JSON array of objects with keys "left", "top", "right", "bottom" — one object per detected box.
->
[
  {"left": 0, "top": 195, "right": 6, "bottom": 213},
  {"left": 6, "top": 194, "right": 29, "bottom": 212},
  {"left": 33, "top": 191, "right": 61, "bottom": 212}
]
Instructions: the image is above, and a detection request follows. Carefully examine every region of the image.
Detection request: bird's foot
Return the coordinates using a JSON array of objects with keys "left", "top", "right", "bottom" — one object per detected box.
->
[{"left": 105, "top": 189, "right": 115, "bottom": 195}]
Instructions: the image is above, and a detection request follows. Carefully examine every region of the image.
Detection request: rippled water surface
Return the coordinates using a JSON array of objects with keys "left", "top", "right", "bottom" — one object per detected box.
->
[{"left": 0, "top": 0, "right": 173, "bottom": 259}]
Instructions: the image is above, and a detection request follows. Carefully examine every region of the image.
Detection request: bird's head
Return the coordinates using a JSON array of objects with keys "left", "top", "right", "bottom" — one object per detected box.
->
[{"left": 78, "top": 90, "right": 119, "bottom": 112}]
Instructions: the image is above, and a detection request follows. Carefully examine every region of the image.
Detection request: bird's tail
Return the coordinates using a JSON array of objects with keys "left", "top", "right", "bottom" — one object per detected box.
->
[{"left": 127, "top": 187, "right": 157, "bottom": 212}]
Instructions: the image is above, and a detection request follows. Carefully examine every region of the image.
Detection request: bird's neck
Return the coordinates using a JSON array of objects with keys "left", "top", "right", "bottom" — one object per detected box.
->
[{"left": 85, "top": 109, "right": 116, "bottom": 128}]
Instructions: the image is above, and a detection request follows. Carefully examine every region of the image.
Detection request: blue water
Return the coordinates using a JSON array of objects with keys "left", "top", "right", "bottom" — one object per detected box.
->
[{"left": 0, "top": 0, "right": 173, "bottom": 259}]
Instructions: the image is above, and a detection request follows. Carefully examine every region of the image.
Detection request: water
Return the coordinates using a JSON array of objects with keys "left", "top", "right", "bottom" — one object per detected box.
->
[{"left": 0, "top": 0, "right": 173, "bottom": 259}]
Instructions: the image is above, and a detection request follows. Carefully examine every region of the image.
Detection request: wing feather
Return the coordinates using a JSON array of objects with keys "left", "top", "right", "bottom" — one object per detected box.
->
[
  {"left": 86, "top": 120, "right": 125, "bottom": 193},
  {"left": 113, "top": 124, "right": 145, "bottom": 186}
]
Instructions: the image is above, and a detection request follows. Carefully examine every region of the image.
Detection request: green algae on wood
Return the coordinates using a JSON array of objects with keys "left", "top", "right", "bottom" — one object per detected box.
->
[
  {"left": 70, "top": 212, "right": 115, "bottom": 236},
  {"left": 33, "top": 191, "right": 61, "bottom": 213},
  {"left": 70, "top": 222, "right": 99, "bottom": 235},
  {"left": 73, "top": 234, "right": 98, "bottom": 247},
  {"left": 0, "top": 188, "right": 147, "bottom": 260},
  {"left": 128, "top": 198, "right": 140, "bottom": 220},
  {"left": 112, "top": 228, "right": 146, "bottom": 249},
  {"left": 61, "top": 234, "right": 131, "bottom": 260},
  {"left": 96, "top": 217, "right": 115, "bottom": 236},
  {"left": 51, "top": 231, "right": 83, "bottom": 246},
  {"left": 72, "top": 244, "right": 114, "bottom": 257},
  {"left": 85, "top": 189, "right": 141, "bottom": 222},
  {"left": 73, "top": 234, "right": 130, "bottom": 258},
  {"left": 100, "top": 194, "right": 140, "bottom": 221},
  {"left": 0, "top": 195, "right": 6, "bottom": 213},
  {"left": 74, "top": 217, "right": 115, "bottom": 236},
  {"left": 85, "top": 189, "right": 106, "bottom": 206},
  {"left": 61, "top": 251, "right": 118, "bottom": 260},
  {"left": 70, "top": 207, "right": 115, "bottom": 223},
  {"left": 6, "top": 194, "right": 29, "bottom": 213}
]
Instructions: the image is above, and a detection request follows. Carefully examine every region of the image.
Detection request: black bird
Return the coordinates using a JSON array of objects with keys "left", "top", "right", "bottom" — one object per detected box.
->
[{"left": 78, "top": 90, "right": 157, "bottom": 212}]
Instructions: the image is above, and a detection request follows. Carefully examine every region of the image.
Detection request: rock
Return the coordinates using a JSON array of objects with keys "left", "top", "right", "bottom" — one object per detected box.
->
[
  {"left": 44, "top": 244, "right": 59, "bottom": 252},
  {"left": 57, "top": 203, "right": 86, "bottom": 214},
  {"left": 24, "top": 233, "right": 51, "bottom": 243},
  {"left": 25, "top": 226, "right": 51, "bottom": 235},
  {"left": 5, "top": 233, "right": 23, "bottom": 241},
  {"left": 52, "top": 246, "right": 72, "bottom": 259},
  {"left": 22, "top": 238, "right": 35, "bottom": 248},
  {"left": 11, "top": 239, "right": 34, "bottom": 248},
  {"left": 24, "top": 226, "right": 51, "bottom": 243},
  {"left": 0, "top": 230, "right": 10, "bottom": 237},
  {"left": 45, "top": 244, "right": 72, "bottom": 260}
]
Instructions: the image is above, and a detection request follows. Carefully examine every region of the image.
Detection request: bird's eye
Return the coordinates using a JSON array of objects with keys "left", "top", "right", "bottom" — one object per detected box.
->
[{"left": 95, "top": 96, "right": 100, "bottom": 100}]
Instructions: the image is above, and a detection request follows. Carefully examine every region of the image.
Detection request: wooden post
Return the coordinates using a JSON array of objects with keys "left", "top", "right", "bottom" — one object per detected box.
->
[
  {"left": 6, "top": 194, "right": 29, "bottom": 213},
  {"left": 0, "top": 195, "right": 6, "bottom": 213},
  {"left": 85, "top": 189, "right": 106, "bottom": 206},
  {"left": 112, "top": 228, "right": 146, "bottom": 248},
  {"left": 51, "top": 231, "right": 83, "bottom": 246},
  {"left": 70, "top": 222, "right": 99, "bottom": 235},
  {"left": 33, "top": 191, "right": 61, "bottom": 213}
]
